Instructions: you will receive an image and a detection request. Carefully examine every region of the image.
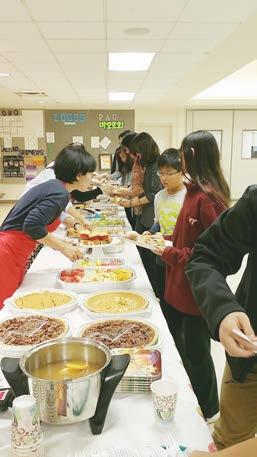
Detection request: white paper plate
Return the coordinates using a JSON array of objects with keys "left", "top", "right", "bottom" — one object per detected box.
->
[
  {"left": 57, "top": 267, "right": 136, "bottom": 294},
  {"left": 125, "top": 237, "right": 172, "bottom": 251},
  {"left": 0, "top": 315, "right": 71, "bottom": 358},
  {"left": 76, "top": 317, "right": 161, "bottom": 352},
  {"left": 81, "top": 290, "right": 152, "bottom": 318},
  {"left": 4, "top": 288, "right": 79, "bottom": 316}
]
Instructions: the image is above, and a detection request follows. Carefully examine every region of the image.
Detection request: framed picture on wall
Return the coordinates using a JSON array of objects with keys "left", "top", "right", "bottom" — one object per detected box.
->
[
  {"left": 99, "top": 153, "right": 112, "bottom": 171},
  {"left": 241, "top": 130, "right": 257, "bottom": 158}
]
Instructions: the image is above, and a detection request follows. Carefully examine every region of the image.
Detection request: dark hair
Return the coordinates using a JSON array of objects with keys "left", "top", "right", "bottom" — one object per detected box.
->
[
  {"left": 54, "top": 144, "right": 96, "bottom": 183},
  {"left": 117, "top": 148, "right": 133, "bottom": 175},
  {"left": 120, "top": 132, "right": 137, "bottom": 150},
  {"left": 181, "top": 130, "right": 230, "bottom": 208},
  {"left": 157, "top": 148, "right": 181, "bottom": 172},
  {"left": 118, "top": 129, "right": 133, "bottom": 140},
  {"left": 130, "top": 132, "right": 160, "bottom": 167}
]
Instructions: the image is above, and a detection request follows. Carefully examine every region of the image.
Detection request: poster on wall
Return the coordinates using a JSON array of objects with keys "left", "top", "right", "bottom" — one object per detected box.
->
[
  {"left": 3, "top": 155, "right": 25, "bottom": 178},
  {"left": 99, "top": 153, "right": 112, "bottom": 171},
  {"left": 24, "top": 155, "right": 46, "bottom": 181}
]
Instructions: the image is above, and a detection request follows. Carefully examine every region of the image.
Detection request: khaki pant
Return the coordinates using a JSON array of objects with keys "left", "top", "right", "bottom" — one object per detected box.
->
[{"left": 213, "top": 361, "right": 257, "bottom": 449}]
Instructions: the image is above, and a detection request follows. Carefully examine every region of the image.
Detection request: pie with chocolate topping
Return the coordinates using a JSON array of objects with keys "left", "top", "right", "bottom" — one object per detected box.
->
[
  {"left": 80, "top": 319, "right": 158, "bottom": 350},
  {"left": 0, "top": 315, "right": 68, "bottom": 346}
]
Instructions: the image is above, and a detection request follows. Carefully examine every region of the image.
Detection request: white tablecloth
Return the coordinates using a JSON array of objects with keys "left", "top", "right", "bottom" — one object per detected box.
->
[{"left": 0, "top": 223, "right": 212, "bottom": 456}]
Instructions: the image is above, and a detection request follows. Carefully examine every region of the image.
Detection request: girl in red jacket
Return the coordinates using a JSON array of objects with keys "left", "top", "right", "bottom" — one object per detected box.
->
[{"left": 154, "top": 130, "right": 230, "bottom": 421}]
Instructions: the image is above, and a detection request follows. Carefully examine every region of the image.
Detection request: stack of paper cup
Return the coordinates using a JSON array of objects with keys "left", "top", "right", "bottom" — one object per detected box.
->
[{"left": 11, "top": 395, "right": 44, "bottom": 457}]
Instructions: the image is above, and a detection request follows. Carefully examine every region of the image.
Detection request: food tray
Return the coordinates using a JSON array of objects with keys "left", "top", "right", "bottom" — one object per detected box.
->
[
  {"left": 57, "top": 266, "right": 136, "bottom": 294},
  {"left": 76, "top": 318, "right": 161, "bottom": 352},
  {"left": 73, "top": 257, "right": 125, "bottom": 268},
  {"left": 0, "top": 315, "right": 71, "bottom": 358},
  {"left": 77, "top": 236, "right": 115, "bottom": 250},
  {"left": 81, "top": 290, "right": 152, "bottom": 318},
  {"left": 4, "top": 288, "right": 79, "bottom": 315}
]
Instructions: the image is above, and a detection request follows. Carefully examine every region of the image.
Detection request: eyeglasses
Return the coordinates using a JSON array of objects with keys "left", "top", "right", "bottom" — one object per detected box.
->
[{"left": 157, "top": 171, "right": 180, "bottom": 177}]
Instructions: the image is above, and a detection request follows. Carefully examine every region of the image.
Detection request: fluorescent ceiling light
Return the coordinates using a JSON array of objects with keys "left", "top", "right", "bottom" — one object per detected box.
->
[
  {"left": 109, "top": 52, "right": 155, "bottom": 71},
  {"left": 0, "top": 72, "right": 11, "bottom": 77},
  {"left": 108, "top": 92, "right": 135, "bottom": 101}
]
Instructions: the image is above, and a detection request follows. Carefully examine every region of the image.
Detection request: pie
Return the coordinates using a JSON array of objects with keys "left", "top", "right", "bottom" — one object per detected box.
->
[
  {"left": 14, "top": 291, "right": 73, "bottom": 310},
  {"left": 85, "top": 291, "right": 148, "bottom": 314},
  {"left": 80, "top": 319, "right": 158, "bottom": 350},
  {"left": 0, "top": 315, "right": 69, "bottom": 346}
]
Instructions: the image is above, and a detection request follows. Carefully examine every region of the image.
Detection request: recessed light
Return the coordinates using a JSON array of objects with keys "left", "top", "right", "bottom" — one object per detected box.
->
[
  {"left": 0, "top": 72, "right": 11, "bottom": 77},
  {"left": 109, "top": 53, "right": 155, "bottom": 71},
  {"left": 124, "top": 27, "right": 150, "bottom": 36},
  {"left": 108, "top": 92, "right": 135, "bottom": 101}
]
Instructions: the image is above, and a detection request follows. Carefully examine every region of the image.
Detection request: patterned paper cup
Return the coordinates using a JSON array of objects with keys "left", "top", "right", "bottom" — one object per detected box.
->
[
  {"left": 11, "top": 395, "right": 44, "bottom": 456},
  {"left": 151, "top": 379, "right": 178, "bottom": 422}
]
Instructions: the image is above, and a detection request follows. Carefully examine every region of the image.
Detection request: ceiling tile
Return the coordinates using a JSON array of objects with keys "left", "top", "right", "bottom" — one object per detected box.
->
[
  {"left": 25, "top": 0, "right": 103, "bottom": 21},
  {"left": 0, "top": 0, "right": 30, "bottom": 21},
  {"left": 55, "top": 53, "right": 107, "bottom": 64},
  {"left": 0, "top": 76, "right": 38, "bottom": 90},
  {"left": 162, "top": 38, "right": 218, "bottom": 54},
  {"left": 0, "top": 23, "right": 41, "bottom": 39},
  {"left": 107, "top": 0, "right": 187, "bottom": 22},
  {"left": 107, "top": 73, "right": 145, "bottom": 90},
  {"left": 180, "top": 0, "right": 257, "bottom": 23},
  {"left": 170, "top": 22, "right": 237, "bottom": 40},
  {"left": 0, "top": 62, "right": 16, "bottom": 73},
  {"left": 107, "top": 22, "right": 174, "bottom": 40},
  {"left": 15, "top": 63, "right": 61, "bottom": 73},
  {"left": 60, "top": 62, "right": 106, "bottom": 72},
  {"left": 107, "top": 39, "right": 163, "bottom": 53},
  {"left": 39, "top": 22, "right": 104, "bottom": 40},
  {"left": 71, "top": 79, "right": 106, "bottom": 90},
  {"left": 2, "top": 51, "right": 56, "bottom": 63},
  {"left": 0, "top": 40, "right": 50, "bottom": 53},
  {"left": 49, "top": 40, "right": 105, "bottom": 53}
]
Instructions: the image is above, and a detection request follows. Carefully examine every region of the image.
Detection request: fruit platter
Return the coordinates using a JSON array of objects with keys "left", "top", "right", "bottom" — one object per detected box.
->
[
  {"left": 58, "top": 267, "right": 136, "bottom": 293},
  {"left": 73, "top": 256, "right": 125, "bottom": 268}
]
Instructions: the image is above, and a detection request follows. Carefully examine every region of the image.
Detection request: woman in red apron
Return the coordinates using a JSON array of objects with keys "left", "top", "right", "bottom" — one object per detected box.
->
[{"left": 0, "top": 144, "right": 96, "bottom": 308}]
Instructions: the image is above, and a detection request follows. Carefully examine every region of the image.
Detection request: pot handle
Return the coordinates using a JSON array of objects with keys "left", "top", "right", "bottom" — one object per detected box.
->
[
  {"left": 89, "top": 353, "right": 130, "bottom": 435},
  {"left": 1, "top": 357, "right": 29, "bottom": 399}
]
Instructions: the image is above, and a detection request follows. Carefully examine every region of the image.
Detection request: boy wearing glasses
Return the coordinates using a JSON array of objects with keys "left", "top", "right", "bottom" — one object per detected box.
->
[{"left": 147, "top": 148, "right": 186, "bottom": 301}]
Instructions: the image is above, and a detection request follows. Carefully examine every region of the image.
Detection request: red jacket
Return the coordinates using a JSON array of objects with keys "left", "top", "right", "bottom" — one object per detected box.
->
[{"left": 162, "top": 183, "right": 226, "bottom": 315}]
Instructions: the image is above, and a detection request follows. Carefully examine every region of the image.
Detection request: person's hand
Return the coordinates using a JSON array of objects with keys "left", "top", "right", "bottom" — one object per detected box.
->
[
  {"left": 101, "top": 183, "right": 115, "bottom": 196},
  {"left": 119, "top": 199, "right": 131, "bottom": 208},
  {"left": 60, "top": 244, "right": 83, "bottom": 261},
  {"left": 219, "top": 312, "right": 256, "bottom": 357},
  {"left": 151, "top": 246, "right": 165, "bottom": 256}
]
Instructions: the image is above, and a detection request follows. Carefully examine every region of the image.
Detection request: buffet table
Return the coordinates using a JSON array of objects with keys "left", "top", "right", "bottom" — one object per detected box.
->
[{"left": 0, "top": 218, "right": 212, "bottom": 456}]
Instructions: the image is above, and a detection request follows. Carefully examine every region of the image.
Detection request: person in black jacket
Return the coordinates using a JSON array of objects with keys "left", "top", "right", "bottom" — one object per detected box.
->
[{"left": 185, "top": 185, "right": 257, "bottom": 450}]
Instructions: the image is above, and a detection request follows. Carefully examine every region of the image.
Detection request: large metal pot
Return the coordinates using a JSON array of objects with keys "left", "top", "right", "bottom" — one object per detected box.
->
[{"left": 1, "top": 338, "right": 130, "bottom": 434}]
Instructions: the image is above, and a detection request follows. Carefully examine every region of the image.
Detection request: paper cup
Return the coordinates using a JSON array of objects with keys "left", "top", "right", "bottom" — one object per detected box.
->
[
  {"left": 11, "top": 395, "right": 44, "bottom": 456},
  {"left": 150, "top": 379, "right": 178, "bottom": 422}
]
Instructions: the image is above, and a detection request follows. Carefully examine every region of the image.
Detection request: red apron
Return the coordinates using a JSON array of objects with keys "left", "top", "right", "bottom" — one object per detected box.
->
[{"left": 0, "top": 218, "right": 61, "bottom": 309}]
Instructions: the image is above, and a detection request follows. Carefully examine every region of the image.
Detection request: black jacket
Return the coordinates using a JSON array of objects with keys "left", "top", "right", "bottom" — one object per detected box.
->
[
  {"left": 186, "top": 185, "right": 257, "bottom": 382},
  {"left": 139, "top": 162, "right": 162, "bottom": 228}
]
